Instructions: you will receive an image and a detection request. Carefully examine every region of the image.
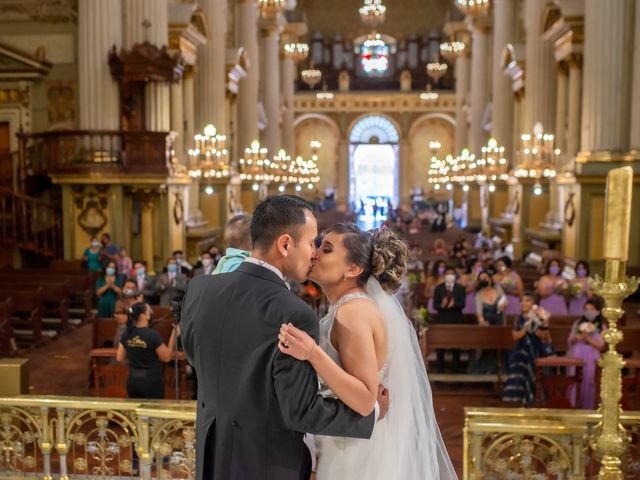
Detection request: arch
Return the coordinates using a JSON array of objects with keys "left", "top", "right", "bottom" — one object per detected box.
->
[
  {"left": 348, "top": 114, "right": 400, "bottom": 144},
  {"left": 408, "top": 112, "right": 456, "bottom": 139},
  {"left": 294, "top": 112, "right": 340, "bottom": 137}
]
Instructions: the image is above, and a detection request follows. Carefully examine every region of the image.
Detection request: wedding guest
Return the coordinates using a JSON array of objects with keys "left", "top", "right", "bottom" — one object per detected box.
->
[
  {"left": 193, "top": 251, "right": 215, "bottom": 276},
  {"left": 99, "top": 233, "right": 119, "bottom": 266},
  {"left": 461, "top": 260, "right": 484, "bottom": 315},
  {"left": 116, "top": 302, "right": 179, "bottom": 399},
  {"left": 156, "top": 258, "right": 188, "bottom": 306},
  {"left": 133, "top": 261, "right": 156, "bottom": 304},
  {"left": 172, "top": 250, "right": 193, "bottom": 276},
  {"left": 213, "top": 214, "right": 252, "bottom": 274},
  {"left": 566, "top": 298, "right": 605, "bottom": 408},
  {"left": 114, "top": 278, "right": 143, "bottom": 345},
  {"left": 423, "top": 259, "right": 446, "bottom": 314},
  {"left": 82, "top": 236, "right": 103, "bottom": 272},
  {"left": 492, "top": 256, "right": 524, "bottom": 316},
  {"left": 431, "top": 238, "right": 448, "bottom": 256},
  {"left": 537, "top": 259, "right": 569, "bottom": 316},
  {"left": 502, "top": 293, "right": 554, "bottom": 405},
  {"left": 568, "top": 260, "right": 592, "bottom": 316},
  {"left": 95, "top": 261, "right": 123, "bottom": 318},
  {"left": 116, "top": 247, "right": 132, "bottom": 283},
  {"left": 433, "top": 266, "right": 466, "bottom": 373},
  {"left": 406, "top": 242, "right": 425, "bottom": 289}
]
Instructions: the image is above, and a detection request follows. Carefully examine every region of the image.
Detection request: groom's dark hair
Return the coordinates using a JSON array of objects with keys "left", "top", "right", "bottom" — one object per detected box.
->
[{"left": 251, "top": 195, "right": 313, "bottom": 251}]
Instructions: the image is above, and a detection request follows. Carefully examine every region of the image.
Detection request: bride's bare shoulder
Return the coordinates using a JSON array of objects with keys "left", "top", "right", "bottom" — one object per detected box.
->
[{"left": 334, "top": 298, "right": 383, "bottom": 329}]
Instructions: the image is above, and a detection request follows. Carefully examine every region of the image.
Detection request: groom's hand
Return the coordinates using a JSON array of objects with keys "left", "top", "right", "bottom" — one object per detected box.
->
[{"left": 376, "top": 385, "right": 389, "bottom": 421}]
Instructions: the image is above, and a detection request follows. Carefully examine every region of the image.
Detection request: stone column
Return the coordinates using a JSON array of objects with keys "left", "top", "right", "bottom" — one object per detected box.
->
[
  {"left": 236, "top": 0, "right": 260, "bottom": 151},
  {"left": 467, "top": 16, "right": 493, "bottom": 156},
  {"left": 523, "top": 0, "right": 556, "bottom": 132},
  {"left": 399, "top": 139, "right": 411, "bottom": 207},
  {"left": 171, "top": 82, "right": 184, "bottom": 162},
  {"left": 139, "top": 192, "right": 156, "bottom": 274},
  {"left": 281, "top": 56, "right": 296, "bottom": 155},
  {"left": 630, "top": 0, "right": 640, "bottom": 150},
  {"left": 78, "top": 0, "right": 122, "bottom": 129},
  {"left": 454, "top": 52, "right": 470, "bottom": 153},
  {"left": 183, "top": 70, "right": 202, "bottom": 224},
  {"left": 260, "top": 21, "right": 282, "bottom": 155},
  {"left": 491, "top": 0, "right": 516, "bottom": 157},
  {"left": 337, "top": 138, "right": 349, "bottom": 210},
  {"left": 196, "top": 0, "right": 228, "bottom": 129},
  {"left": 555, "top": 62, "right": 568, "bottom": 168},
  {"left": 567, "top": 56, "right": 582, "bottom": 160}
]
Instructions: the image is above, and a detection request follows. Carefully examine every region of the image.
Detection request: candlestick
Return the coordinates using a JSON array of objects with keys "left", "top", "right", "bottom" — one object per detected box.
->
[{"left": 603, "top": 166, "right": 633, "bottom": 261}]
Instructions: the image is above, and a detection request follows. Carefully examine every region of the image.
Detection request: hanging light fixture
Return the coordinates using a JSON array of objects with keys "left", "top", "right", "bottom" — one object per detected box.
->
[
  {"left": 454, "top": 0, "right": 490, "bottom": 16},
  {"left": 316, "top": 82, "right": 334, "bottom": 100},
  {"left": 359, "top": 0, "right": 386, "bottom": 28},
  {"left": 479, "top": 137, "right": 509, "bottom": 183},
  {"left": 239, "top": 140, "right": 269, "bottom": 182},
  {"left": 283, "top": 42, "right": 309, "bottom": 62},
  {"left": 513, "top": 122, "right": 558, "bottom": 180},
  {"left": 426, "top": 56, "right": 448, "bottom": 83},
  {"left": 419, "top": 83, "right": 439, "bottom": 103},
  {"left": 257, "top": 0, "right": 284, "bottom": 19},
  {"left": 301, "top": 62, "right": 322, "bottom": 88},
  {"left": 440, "top": 38, "right": 466, "bottom": 60},
  {"left": 188, "top": 124, "right": 230, "bottom": 179}
]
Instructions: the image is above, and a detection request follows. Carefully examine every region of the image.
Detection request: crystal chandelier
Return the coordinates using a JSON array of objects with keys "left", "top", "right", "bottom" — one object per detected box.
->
[
  {"left": 419, "top": 84, "right": 439, "bottom": 103},
  {"left": 283, "top": 42, "right": 309, "bottom": 62},
  {"left": 426, "top": 57, "right": 448, "bottom": 83},
  {"left": 269, "top": 149, "right": 290, "bottom": 185},
  {"left": 359, "top": 0, "right": 386, "bottom": 28},
  {"left": 440, "top": 39, "right": 466, "bottom": 60},
  {"left": 316, "top": 82, "right": 334, "bottom": 100},
  {"left": 454, "top": 0, "right": 490, "bottom": 16},
  {"left": 188, "top": 124, "right": 230, "bottom": 179},
  {"left": 450, "top": 148, "right": 477, "bottom": 187},
  {"left": 239, "top": 140, "right": 269, "bottom": 183},
  {"left": 301, "top": 62, "right": 322, "bottom": 88},
  {"left": 257, "top": 0, "right": 284, "bottom": 19},
  {"left": 513, "top": 122, "right": 558, "bottom": 182}
]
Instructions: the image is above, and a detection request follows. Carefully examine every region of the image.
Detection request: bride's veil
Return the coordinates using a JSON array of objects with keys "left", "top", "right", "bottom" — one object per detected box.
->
[{"left": 367, "top": 277, "right": 458, "bottom": 479}]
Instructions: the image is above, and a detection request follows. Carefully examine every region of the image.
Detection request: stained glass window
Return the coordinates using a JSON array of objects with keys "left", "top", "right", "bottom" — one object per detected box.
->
[{"left": 359, "top": 34, "right": 390, "bottom": 76}]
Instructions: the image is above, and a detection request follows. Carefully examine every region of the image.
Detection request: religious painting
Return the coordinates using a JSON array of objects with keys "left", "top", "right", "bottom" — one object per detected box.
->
[{"left": 46, "top": 81, "right": 75, "bottom": 130}]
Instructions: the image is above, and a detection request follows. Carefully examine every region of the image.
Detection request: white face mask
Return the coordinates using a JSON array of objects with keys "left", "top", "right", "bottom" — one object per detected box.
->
[
  {"left": 444, "top": 274, "right": 456, "bottom": 284},
  {"left": 202, "top": 258, "right": 213, "bottom": 267}
]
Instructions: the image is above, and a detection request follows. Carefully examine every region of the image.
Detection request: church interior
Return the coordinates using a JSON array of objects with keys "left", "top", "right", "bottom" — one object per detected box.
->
[{"left": 1, "top": 0, "right": 640, "bottom": 477}]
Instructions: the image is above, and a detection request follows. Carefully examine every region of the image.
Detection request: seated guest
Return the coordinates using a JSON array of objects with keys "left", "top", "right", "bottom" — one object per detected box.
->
[
  {"left": 95, "top": 261, "right": 123, "bottom": 318},
  {"left": 114, "top": 278, "right": 143, "bottom": 346},
  {"left": 133, "top": 261, "right": 156, "bottom": 303},
  {"left": 431, "top": 238, "right": 448, "bottom": 256},
  {"left": 116, "top": 302, "right": 179, "bottom": 399},
  {"left": 213, "top": 214, "right": 252, "bottom": 274},
  {"left": 461, "top": 260, "right": 484, "bottom": 315},
  {"left": 567, "top": 298, "right": 605, "bottom": 409},
  {"left": 116, "top": 247, "right": 132, "bottom": 283},
  {"left": 172, "top": 250, "right": 193, "bottom": 276},
  {"left": 537, "top": 259, "right": 569, "bottom": 316},
  {"left": 99, "top": 232, "right": 119, "bottom": 266},
  {"left": 502, "top": 293, "right": 554, "bottom": 405},
  {"left": 82, "top": 236, "right": 103, "bottom": 272},
  {"left": 493, "top": 256, "right": 524, "bottom": 316},
  {"left": 433, "top": 266, "right": 466, "bottom": 373},
  {"left": 568, "top": 260, "right": 592, "bottom": 315},
  {"left": 156, "top": 258, "right": 188, "bottom": 306},
  {"left": 424, "top": 259, "right": 446, "bottom": 314},
  {"left": 193, "top": 251, "right": 215, "bottom": 276}
]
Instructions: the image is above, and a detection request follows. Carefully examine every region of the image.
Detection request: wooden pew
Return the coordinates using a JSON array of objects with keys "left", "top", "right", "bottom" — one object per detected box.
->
[
  {"left": 0, "top": 288, "right": 44, "bottom": 345},
  {"left": 535, "top": 356, "right": 584, "bottom": 408},
  {"left": 93, "top": 316, "right": 176, "bottom": 349},
  {"left": 0, "top": 298, "right": 16, "bottom": 356},
  {"left": 0, "top": 279, "right": 70, "bottom": 332}
]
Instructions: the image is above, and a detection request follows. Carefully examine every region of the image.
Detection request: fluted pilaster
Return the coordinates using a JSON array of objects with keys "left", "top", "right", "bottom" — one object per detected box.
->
[
  {"left": 281, "top": 57, "right": 296, "bottom": 155},
  {"left": 555, "top": 63, "right": 568, "bottom": 168},
  {"left": 261, "top": 24, "right": 281, "bottom": 155},
  {"left": 236, "top": 0, "right": 260, "bottom": 151},
  {"left": 123, "top": 0, "right": 168, "bottom": 48},
  {"left": 468, "top": 16, "right": 492, "bottom": 156},
  {"left": 567, "top": 57, "right": 582, "bottom": 159},
  {"left": 78, "top": 0, "right": 122, "bottom": 129},
  {"left": 630, "top": 0, "right": 640, "bottom": 149},
  {"left": 455, "top": 53, "right": 470, "bottom": 154}
]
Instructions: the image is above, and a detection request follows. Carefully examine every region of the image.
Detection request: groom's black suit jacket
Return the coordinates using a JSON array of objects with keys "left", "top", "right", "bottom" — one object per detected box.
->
[{"left": 181, "top": 262, "right": 375, "bottom": 480}]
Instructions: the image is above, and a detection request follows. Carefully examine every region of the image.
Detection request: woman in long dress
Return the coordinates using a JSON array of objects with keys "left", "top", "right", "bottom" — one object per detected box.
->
[
  {"left": 492, "top": 256, "right": 524, "bottom": 316},
  {"left": 537, "top": 259, "right": 569, "bottom": 316},
  {"left": 568, "top": 260, "right": 591, "bottom": 316},
  {"left": 278, "top": 223, "right": 457, "bottom": 479}
]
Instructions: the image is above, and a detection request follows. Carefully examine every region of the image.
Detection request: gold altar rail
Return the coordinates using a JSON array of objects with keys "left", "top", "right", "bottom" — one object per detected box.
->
[
  {"left": 0, "top": 395, "right": 195, "bottom": 480},
  {"left": 463, "top": 407, "right": 640, "bottom": 479}
]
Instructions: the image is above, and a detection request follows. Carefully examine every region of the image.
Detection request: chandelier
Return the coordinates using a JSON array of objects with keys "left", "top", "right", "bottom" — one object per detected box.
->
[
  {"left": 477, "top": 137, "right": 509, "bottom": 185},
  {"left": 283, "top": 42, "right": 309, "bottom": 62},
  {"left": 513, "top": 122, "right": 558, "bottom": 184},
  {"left": 188, "top": 124, "right": 230, "bottom": 179},
  {"left": 269, "top": 149, "right": 291, "bottom": 186},
  {"left": 301, "top": 62, "right": 322, "bottom": 88},
  {"left": 359, "top": 0, "right": 386, "bottom": 28},
  {"left": 450, "top": 148, "right": 477, "bottom": 189},
  {"left": 419, "top": 83, "right": 439, "bottom": 103},
  {"left": 426, "top": 57, "right": 448, "bottom": 82},
  {"left": 316, "top": 82, "right": 334, "bottom": 100},
  {"left": 454, "top": 0, "right": 490, "bottom": 16},
  {"left": 239, "top": 140, "right": 269, "bottom": 183},
  {"left": 257, "top": 0, "right": 284, "bottom": 19},
  {"left": 440, "top": 39, "right": 466, "bottom": 60}
]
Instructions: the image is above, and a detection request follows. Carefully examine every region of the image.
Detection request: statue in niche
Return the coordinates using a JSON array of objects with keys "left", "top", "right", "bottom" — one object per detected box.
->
[
  {"left": 400, "top": 70, "right": 412, "bottom": 92},
  {"left": 338, "top": 70, "right": 350, "bottom": 92}
]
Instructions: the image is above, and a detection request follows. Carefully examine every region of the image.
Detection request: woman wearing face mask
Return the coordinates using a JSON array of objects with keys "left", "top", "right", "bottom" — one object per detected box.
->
[
  {"left": 95, "top": 261, "right": 123, "bottom": 318},
  {"left": 568, "top": 261, "right": 592, "bottom": 316},
  {"left": 423, "top": 260, "right": 446, "bottom": 314},
  {"left": 536, "top": 259, "right": 569, "bottom": 316},
  {"left": 566, "top": 298, "right": 606, "bottom": 408},
  {"left": 114, "top": 278, "right": 143, "bottom": 346},
  {"left": 492, "top": 256, "right": 524, "bottom": 316},
  {"left": 83, "top": 236, "right": 103, "bottom": 272},
  {"left": 461, "top": 260, "right": 485, "bottom": 315}
]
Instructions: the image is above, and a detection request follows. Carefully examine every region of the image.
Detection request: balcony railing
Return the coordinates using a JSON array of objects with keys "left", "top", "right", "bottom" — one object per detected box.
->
[
  {"left": 0, "top": 395, "right": 195, "bottom": 480},
  {"left": 464, "top": 407, "right": 640, "bottom": 479}
]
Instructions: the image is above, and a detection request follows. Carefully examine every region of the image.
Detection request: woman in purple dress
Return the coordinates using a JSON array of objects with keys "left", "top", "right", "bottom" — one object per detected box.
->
[
  {"left": 461, "top": 260, "right": 484, "bottom": 315},
  {"left": 537, "top": 259, "right": 569, "bottom": 316},
  {"left": 566, "top": 298, "right": 605, "bottom": 408},
  {"left": 492, "top": 256, "right": 524, "bottom": 317},
  {"left": 568, "top": 260, "right": 592, "bottom": 316}
]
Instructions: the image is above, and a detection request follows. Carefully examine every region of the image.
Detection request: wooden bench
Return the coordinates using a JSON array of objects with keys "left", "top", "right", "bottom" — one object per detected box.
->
[
  {"left": 0, "top": 288, "right": 44, "bottom": 346},
  {"left": 93, "top": 317, "right": 176, "bottom": 349},
  {"left": 0, "top": 279, "right": 70, "bottom": 332},
  {"left": 535, "top": 356, "right": 584, "bottom": 408}
]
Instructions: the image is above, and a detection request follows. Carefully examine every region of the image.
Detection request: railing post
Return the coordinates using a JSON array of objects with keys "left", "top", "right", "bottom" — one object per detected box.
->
[
  {"left": 55, "top": 407, "right": 69, "bottom": 480},
  {"left": 137, "top": 415, "right": 152, "bottom": 480},
  {"left": 39, "top": 406, "right": 52, "bottom": 480},
  {"left": 470, "top": 431, "right": 484, "bottom": 480}
]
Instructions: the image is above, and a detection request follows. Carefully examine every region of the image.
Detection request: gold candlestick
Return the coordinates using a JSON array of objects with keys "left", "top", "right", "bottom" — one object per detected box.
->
[{"left": 589, "top": 166, "right": 638, "bottom": 479}]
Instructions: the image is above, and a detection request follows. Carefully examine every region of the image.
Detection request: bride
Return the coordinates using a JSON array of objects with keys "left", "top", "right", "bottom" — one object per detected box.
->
[{"left": 278, "top": 223, "right": 457, "bottom": 479}]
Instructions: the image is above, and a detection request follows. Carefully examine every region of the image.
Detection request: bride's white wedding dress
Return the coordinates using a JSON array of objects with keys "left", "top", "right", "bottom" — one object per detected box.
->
[{"left": 314, "top": 278, "right": 457, "bottom": 480}]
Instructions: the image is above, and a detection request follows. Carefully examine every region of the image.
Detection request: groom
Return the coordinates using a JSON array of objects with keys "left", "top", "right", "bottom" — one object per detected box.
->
[{"left": 181, "top": 195, "right": 386, "bottom": 480}]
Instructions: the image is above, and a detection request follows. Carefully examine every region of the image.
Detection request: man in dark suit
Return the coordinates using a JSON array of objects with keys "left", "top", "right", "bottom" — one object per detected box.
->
[
  {"left": 181, "top": 195, "right": 386, "bottom": 480},
  {"left": 433, "top": 265, "right": 466, "bottom": 373}
]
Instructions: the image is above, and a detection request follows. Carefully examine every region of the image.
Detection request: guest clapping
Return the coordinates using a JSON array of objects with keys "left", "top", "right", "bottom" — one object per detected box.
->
[
  {"left": 95, "top": 261, "right": 122, "bottom": 318},
  {"left": 156, "top": 258, "right": 188, "bottom": 306}
]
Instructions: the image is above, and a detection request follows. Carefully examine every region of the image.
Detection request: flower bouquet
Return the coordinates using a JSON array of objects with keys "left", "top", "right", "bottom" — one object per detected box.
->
[
  {"left": 578, "top": 321, "right": 596, "bottom": 335},
  {"left": 501, "top": 276, "right": 515, "bottom": 293},
  {"left": 413, "top": 307, "right": 430, "bottom": 328},
  {"left": 526, "top": 305, "right": 551, "bottom": 333},
  {"left": 553, "top": 278, "right": 568, "bottom": 294},
  {"left": 568, "top": 282, "right": 584, "bottom": 298}
]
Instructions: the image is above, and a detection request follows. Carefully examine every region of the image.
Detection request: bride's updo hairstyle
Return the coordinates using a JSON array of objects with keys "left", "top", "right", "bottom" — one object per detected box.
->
[{"left": 326, "top": 223, "right": 408, "bottom": 294}]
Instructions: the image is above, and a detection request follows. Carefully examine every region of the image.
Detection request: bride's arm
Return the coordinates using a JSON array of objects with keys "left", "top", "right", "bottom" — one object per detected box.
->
[{"left": 279, "top": 302, "right": 381, "bottom": 417}]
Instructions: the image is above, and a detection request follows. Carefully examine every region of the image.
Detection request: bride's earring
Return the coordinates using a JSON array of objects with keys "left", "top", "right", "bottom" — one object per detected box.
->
[{"left": 344, "top": 273, "right": 349, "bottom": 281}]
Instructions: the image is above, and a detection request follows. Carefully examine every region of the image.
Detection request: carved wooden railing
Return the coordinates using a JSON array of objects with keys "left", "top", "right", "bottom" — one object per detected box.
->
[
  {"left": 0, "top": 151, "right": 17, "bottom": 189},
  {"left": 17, "top": 130, "right": 174, "bottom": 185},
  {"left": 0, "top": 187, "right": 62, "bottom": 258}
]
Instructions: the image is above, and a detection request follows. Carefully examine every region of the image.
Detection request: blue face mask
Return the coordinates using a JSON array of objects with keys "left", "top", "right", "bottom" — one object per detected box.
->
[
  {"left": 136, "top": 267, "right": 145, "bottom": 276},
  {"left": 167, "top": 264, "right": 178, "bottom": 273},
  {"left": 106, "top": 267, "right": 116, "bottom": 276}
]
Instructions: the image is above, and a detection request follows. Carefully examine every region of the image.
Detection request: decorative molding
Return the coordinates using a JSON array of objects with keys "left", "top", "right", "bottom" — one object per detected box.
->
[
  {"left": 564, "top": 192, "right": 576, "bottom": 227},
  {"left": 0, "top": 43, "right": 52, "bottom": 80},
  {"left": 0, "top": 0, "right": 77, "bottom": 22},
  {"left": 294, "top": 91, "right": 456, "bottom": 114},
  {"left": 173, "top": 191, "right": 184, "bottom": 226},
  {"left": 109, "top": 42, "right": 185, "bottom": 84},
  {"left": 72, "top": 186, "right": 110, "bottom": 236},
  {"left": 0, "top": 86, "right": 29, "bottom": 106}
]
